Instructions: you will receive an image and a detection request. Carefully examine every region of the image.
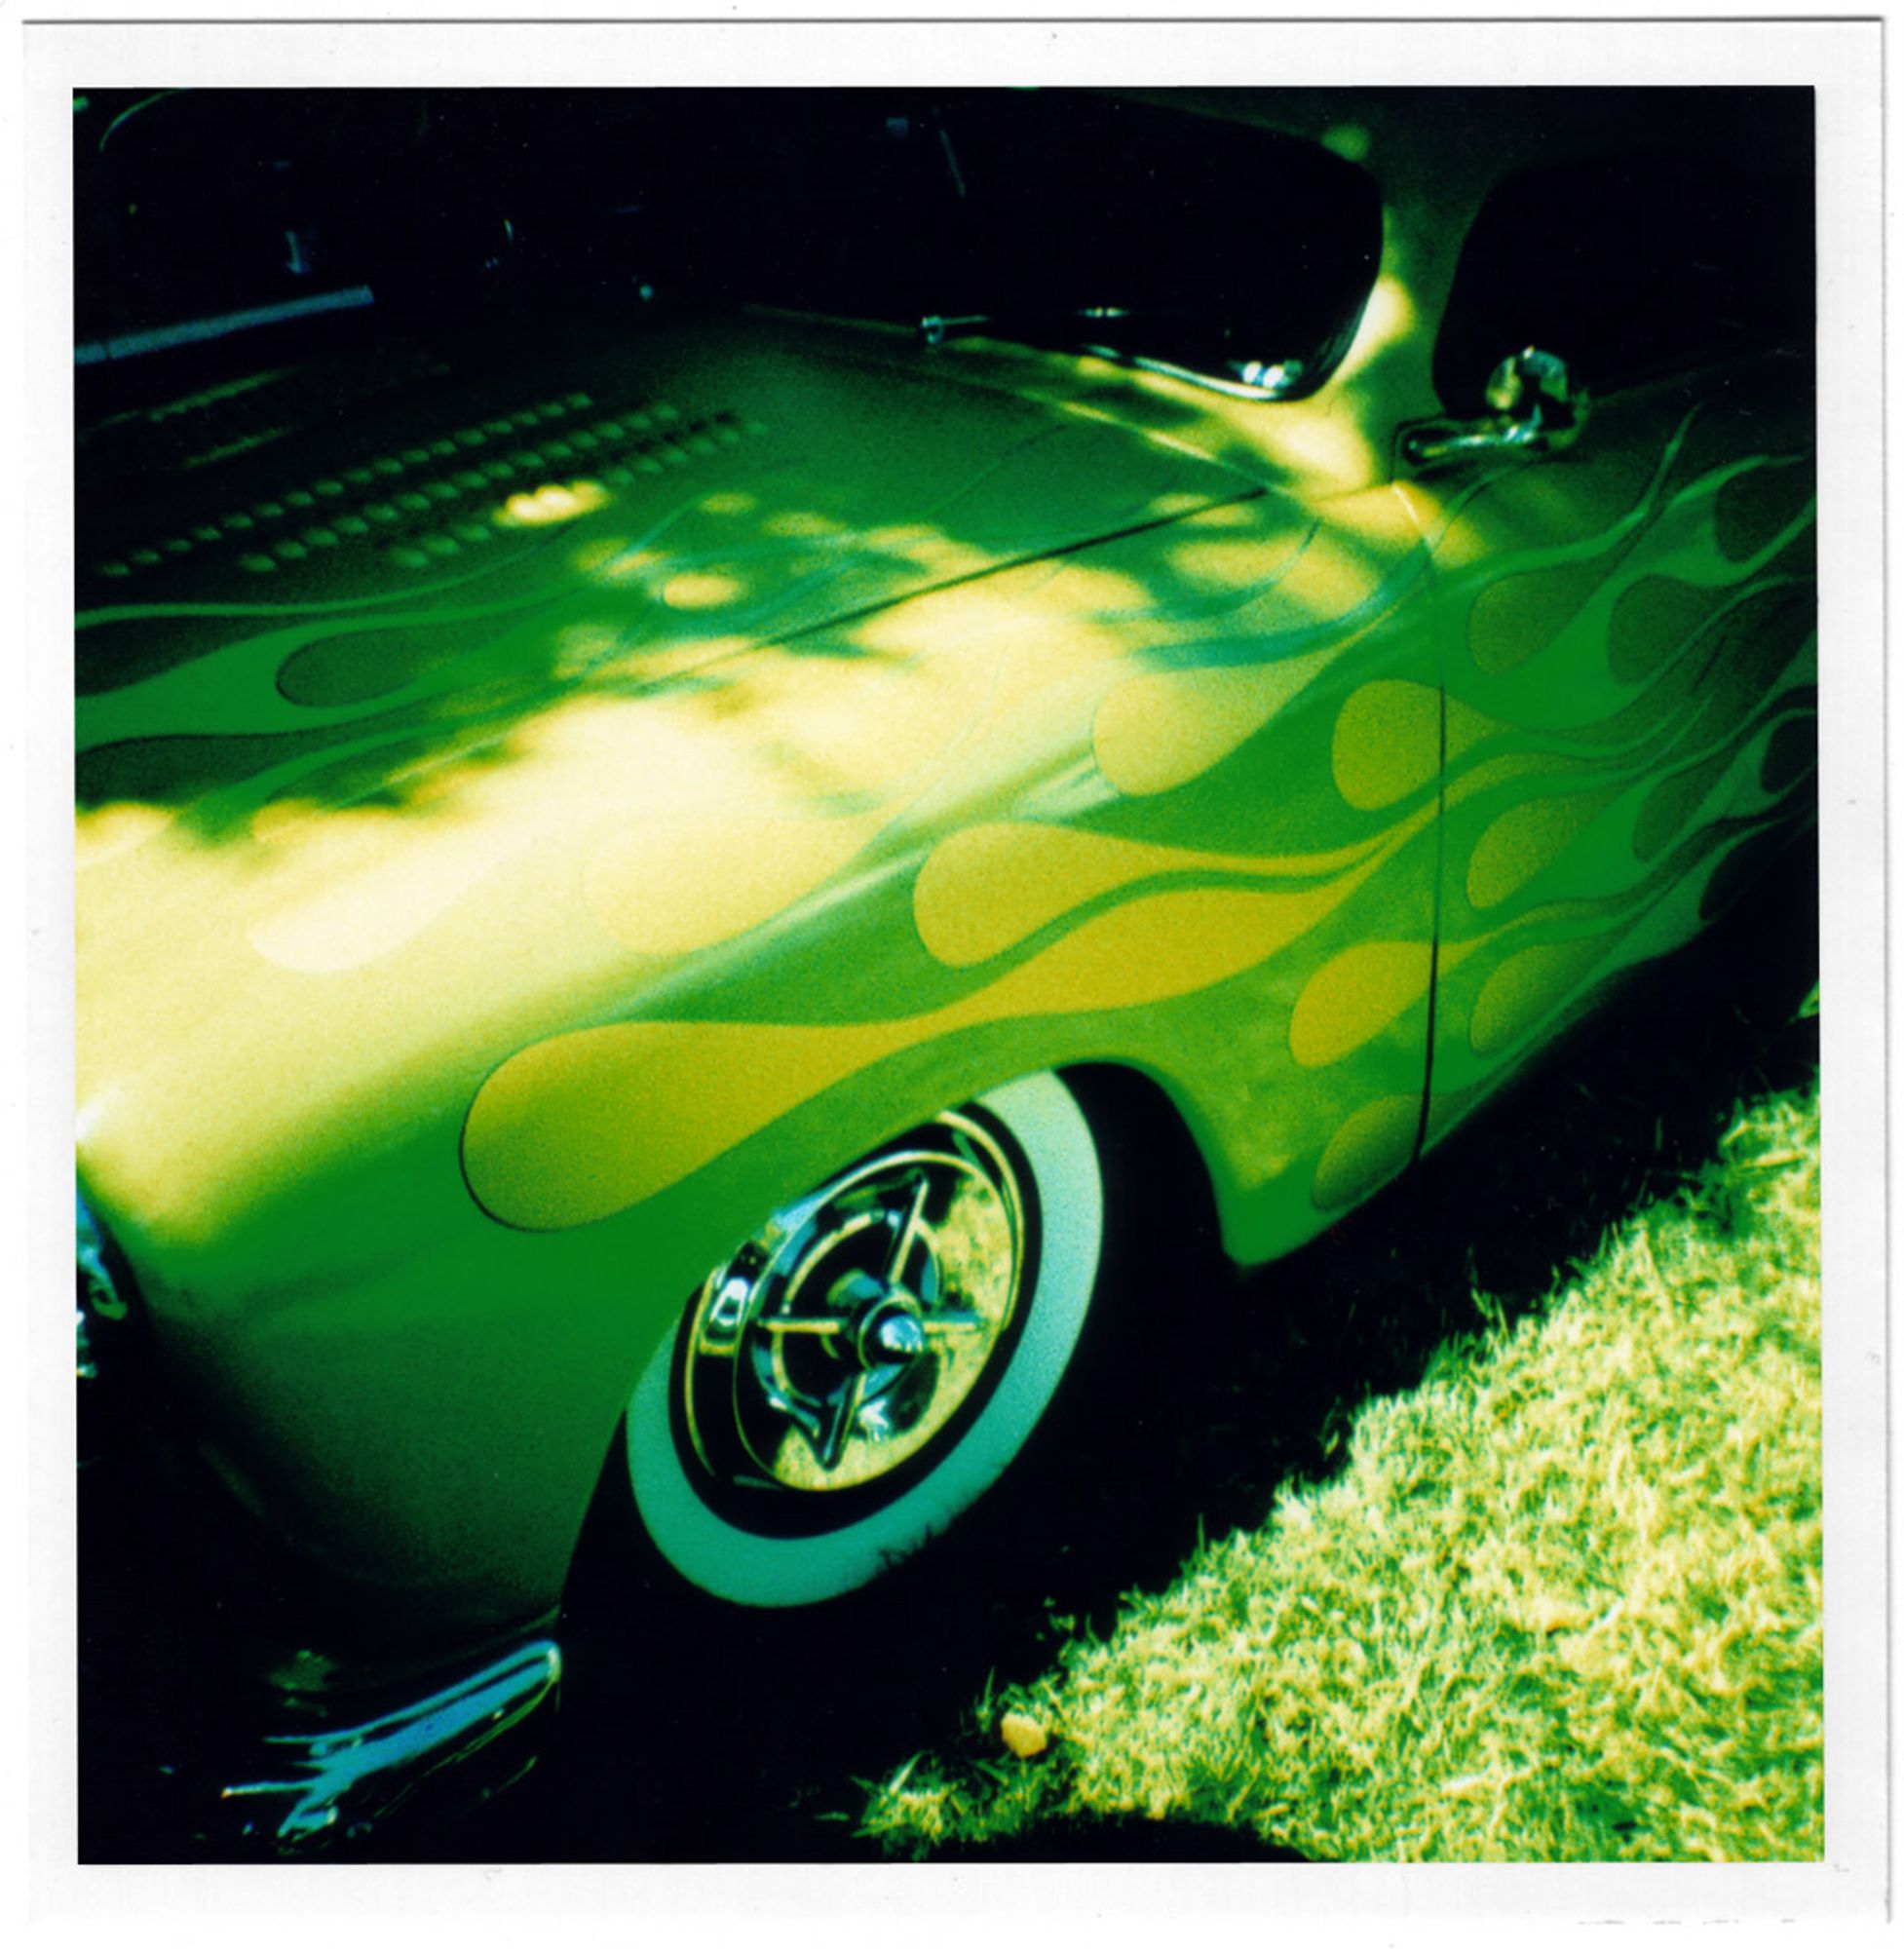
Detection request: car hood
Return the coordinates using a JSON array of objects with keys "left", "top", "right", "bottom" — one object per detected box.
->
[{"left": 75, "top": 311, "right": 1272, "bottom": 1249}]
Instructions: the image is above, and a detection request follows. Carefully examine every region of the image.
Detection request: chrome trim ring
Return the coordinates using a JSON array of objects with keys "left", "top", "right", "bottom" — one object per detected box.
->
[{"left": 678, "top": 1109, "right": 1027, "bottom": 1502}]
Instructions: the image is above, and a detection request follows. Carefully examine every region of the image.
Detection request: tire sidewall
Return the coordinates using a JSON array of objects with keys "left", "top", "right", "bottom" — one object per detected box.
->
[{"left": 625, "top": 1073, "right": 1105, "bottom": 1607}]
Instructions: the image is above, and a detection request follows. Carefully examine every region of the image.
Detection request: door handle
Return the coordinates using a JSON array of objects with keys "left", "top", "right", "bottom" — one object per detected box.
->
[{"left": 1402, "top": 347, "right": 1590, "bottom": 470}]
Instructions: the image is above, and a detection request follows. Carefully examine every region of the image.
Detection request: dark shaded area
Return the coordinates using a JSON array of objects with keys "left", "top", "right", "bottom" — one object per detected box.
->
[
  {"left": 80, "top": 842, "right": 1817, "bottom": 1864},
  {"left": 1432, "top": 108, "right": 1814, "bottom": 411}
]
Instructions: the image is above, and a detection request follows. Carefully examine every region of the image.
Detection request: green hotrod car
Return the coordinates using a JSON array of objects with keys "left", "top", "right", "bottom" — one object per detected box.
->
[{"left": 74, "top": 87, "right": 1815, "bottom": 1845}]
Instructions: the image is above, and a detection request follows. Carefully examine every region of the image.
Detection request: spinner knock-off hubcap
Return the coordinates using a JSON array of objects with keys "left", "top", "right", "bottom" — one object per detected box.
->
[
  {"left": 678, "top": 1111, "right": 1029, "bottom": 1502},
  {"left": 831, "top": 1273, "right": 930, "bottom": 1367}
]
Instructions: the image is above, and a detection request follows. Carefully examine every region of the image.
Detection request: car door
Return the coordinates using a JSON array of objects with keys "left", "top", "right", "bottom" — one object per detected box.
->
[{"left": 1402, "top": 136, "right": 1817, "bottom": 1148}]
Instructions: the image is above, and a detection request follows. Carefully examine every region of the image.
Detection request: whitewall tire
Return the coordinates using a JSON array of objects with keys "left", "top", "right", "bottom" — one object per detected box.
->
[{"left": 626, "top": 1073, "right": 1104, "bottom": 1607}]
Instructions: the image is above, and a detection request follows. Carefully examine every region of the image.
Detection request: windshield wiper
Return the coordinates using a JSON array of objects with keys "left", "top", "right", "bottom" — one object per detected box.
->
[{"left": 916, "top": 305, "right": 1306, "bottom": 400}]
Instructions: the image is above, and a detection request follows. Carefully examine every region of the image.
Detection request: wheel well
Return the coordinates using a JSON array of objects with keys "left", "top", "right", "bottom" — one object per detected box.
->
[
  {"left": 563, "top": 1058, "right": 1229, "bottom": 1628},
  {"left": 1057, "top": 1062, "right": 1228, "bottom": 1269}
]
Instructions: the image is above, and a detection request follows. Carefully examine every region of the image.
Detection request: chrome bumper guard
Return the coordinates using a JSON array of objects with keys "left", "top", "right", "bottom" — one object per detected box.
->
[
  {"left": 77, "top": 1192, "right": 133, "bottom": 1469},
  {"left": 219, "top": 1638, "right": 563, "bottom": 1851}
]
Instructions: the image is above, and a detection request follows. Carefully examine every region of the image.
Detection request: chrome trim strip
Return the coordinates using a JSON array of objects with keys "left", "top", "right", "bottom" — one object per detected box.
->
[{"left": 75, "top": 285, "right": 376, "bottom": 366}]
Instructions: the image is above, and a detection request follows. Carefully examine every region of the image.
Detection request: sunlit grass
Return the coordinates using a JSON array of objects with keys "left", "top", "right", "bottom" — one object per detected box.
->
[{"left": 860, "top": 1076, "right": 1822, "bottom": 1861}]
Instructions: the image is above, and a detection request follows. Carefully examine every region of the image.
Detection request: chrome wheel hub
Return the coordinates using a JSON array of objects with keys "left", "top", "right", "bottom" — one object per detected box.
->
[
  {"left": 678, "top": 1110, "right": 1028, "bottom": 1502},
  {"left": 833, "top": 1271, "right": 930, "bottom": 1367}
]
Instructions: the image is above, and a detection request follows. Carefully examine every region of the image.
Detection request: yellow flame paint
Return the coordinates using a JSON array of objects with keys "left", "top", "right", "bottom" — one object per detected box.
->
[
  {"left": 1466, "top": 792, "right": 1608, "bottom": 912},
  {"left": 1468, "top": 934, "right": 1613, "bottom": 1057},
  {"left": 1093, "top": 649, "right": 1335, "bottom": 798},
  {"left": 1288, "top": 939, "right": 1433, "bottom": 1069},
  {"left": 1331, "top": 679, "right": 1442, "bottom": 811},
  {"left": 469, "top": 865, "right": 1419, "bottom": 1229},
  {"left": 914, "top": 819, "right": 1391, "bottom": 970},
  {"left": 1311, "top": 1093, "right": 1420, "bottom": 1211},
  {"left": 1333, "top": 681, "right": 1502, "bottom": 812}
]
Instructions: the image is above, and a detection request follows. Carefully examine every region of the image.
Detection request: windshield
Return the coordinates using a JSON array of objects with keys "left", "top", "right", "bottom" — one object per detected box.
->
[
  {"left": 76, "top": 89, "right": 1383, "bottom": 405},
  {"left": 690, "top": 91, "right": 1385, "bottom": 397}
]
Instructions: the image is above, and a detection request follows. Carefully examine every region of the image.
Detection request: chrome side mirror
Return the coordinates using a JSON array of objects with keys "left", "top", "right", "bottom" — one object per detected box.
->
[{"left": 1401, "top": 347, "right": 1591, "bottom": 470}]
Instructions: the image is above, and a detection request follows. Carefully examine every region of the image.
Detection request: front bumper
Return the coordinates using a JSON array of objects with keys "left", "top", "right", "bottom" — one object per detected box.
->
[{"left": 77, "top": 1195, "right": 563, "bottom": 1856}]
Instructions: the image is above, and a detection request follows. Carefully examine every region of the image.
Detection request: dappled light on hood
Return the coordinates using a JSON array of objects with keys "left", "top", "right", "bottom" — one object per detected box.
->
[
  {"left": 76, "top": 799, "right": 176, "bottom": 869},
  {"left": 497, "top": 479, "right": 612, "bottom": 527}
]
